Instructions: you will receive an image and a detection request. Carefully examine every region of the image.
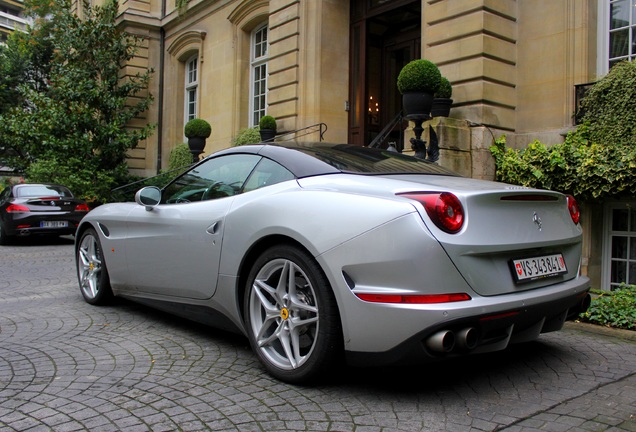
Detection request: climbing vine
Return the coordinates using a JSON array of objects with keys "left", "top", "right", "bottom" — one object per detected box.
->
[{"left": 490, "top": 60, "right": 636, "bottom": 202}]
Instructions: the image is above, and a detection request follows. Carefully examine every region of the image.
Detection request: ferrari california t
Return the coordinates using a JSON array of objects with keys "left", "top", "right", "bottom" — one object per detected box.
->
[
  {"left": 0, "top": 183, "right": 90, "bottom": 245},
  {"left": 75, "top": 142, "right": 590, "bottom": 383}
]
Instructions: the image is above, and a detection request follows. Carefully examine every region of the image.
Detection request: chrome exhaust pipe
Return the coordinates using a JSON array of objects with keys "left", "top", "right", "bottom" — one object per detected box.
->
[
  {"left": 456, "top": 327, "right": 479, "bottom": 351},
  {"left": 426, "top": 330, "right": 455, "bottom": 353},
  {"left": 19, "top": 229, "right": 31, "bottom": 236}
]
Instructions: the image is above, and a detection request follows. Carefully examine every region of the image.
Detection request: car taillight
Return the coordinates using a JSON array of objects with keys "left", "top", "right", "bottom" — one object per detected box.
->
[
  {"left": 399, "top": 192, "right": 465, "bottom": 234},
  {"left": 6, "top": 204, "right": 30, "bottom": 213},
  {"left": 75, "top": 203, "right": 90, "bottom": 212},
  {"left": 567, "top": 195, "right": 580, "bottom": 225}
]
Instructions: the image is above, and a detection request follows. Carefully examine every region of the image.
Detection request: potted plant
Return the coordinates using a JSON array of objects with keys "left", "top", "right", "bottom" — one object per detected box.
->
[
  {"left": 397, "top": 59, "right": 442, "bottom": 117},
  {"left": 431, "top": 76, "right": 453, "bottom": 117},
  {"left": 258, "top": 115, "right": 277, "bottom": 142},
  {"left": 184, "top": 118, "right": 211, "bottom": 161}
]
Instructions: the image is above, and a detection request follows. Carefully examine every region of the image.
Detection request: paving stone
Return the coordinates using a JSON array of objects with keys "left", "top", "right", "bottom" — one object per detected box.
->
[{"left": 1, "top": 238, "right": 635, "bottom": 431}]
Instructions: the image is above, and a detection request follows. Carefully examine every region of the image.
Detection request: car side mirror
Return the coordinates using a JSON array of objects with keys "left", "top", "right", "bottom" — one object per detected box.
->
[{"left": 135, "top": 186, "right": 162, "bottom": 211}]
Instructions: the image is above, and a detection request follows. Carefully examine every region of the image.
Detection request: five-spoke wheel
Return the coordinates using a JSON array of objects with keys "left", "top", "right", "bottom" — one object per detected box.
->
[
  {"left": 244, "top": 245, "right": 342, "bottom": 384},
  {"left": 76, "top": 228, "right": 112, "bottom": 305}
]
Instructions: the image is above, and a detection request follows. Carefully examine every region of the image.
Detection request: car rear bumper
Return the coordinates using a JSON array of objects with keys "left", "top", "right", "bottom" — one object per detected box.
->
[
  {"left": 3, "top": 216, "right": 81, "bottom": 236},
  {"left": 344, "top": 279, "right": 590, "bottom": 367}
]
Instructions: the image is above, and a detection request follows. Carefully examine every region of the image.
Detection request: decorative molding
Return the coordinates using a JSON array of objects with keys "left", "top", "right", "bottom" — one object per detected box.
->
[
  {"left": 227, "top": 0, "right": 269, "bottom": 26},
  {"left": 167, "top": 30, "right": 207, "bottom": 62}
]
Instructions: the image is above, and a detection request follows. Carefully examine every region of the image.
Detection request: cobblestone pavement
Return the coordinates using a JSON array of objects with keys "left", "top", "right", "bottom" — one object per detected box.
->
[{"left": 1, "top": 237, "right": 635, "bottom": 432}]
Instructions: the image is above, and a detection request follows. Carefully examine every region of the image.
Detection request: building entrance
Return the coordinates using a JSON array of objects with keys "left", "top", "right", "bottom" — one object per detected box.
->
[{"left": 348, "top": 0, "right": 421, "bottom": 147}]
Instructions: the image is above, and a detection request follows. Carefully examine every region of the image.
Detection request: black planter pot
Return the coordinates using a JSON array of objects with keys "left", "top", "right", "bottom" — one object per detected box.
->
[
  {"left": 259, "top": 128, "right": 276, "bottom": 142},
  {"left": 431, "top": 98, "right": 453, "bottom": 117},
  {"left": 188, "top": 136, "right": 206, "bottom": 153},
  {"left": 402, "top": 91, "right": 434, "bottom": 117},
  {"left": 188, "top": 136, "right": 206, "bottom": 161}
]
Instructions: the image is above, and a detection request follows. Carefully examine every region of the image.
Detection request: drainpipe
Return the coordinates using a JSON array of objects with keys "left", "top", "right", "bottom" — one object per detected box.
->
[{"left": 156, "top": 0, "right": 166, "bottom": 174}]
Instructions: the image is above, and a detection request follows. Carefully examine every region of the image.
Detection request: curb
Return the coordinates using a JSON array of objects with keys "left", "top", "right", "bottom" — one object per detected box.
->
[{"left": 564, "top": 321, "right": 636, "bottom": 342}]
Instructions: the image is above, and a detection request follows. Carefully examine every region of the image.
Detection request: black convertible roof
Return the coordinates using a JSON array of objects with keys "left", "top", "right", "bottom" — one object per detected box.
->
[{"left": 214, "top": 142, "right": 457, "bottom": 178}]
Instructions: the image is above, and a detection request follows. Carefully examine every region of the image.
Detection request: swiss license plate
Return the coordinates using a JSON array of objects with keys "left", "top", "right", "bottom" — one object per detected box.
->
[
  {"left": 511, "top": 253, "right": 567, "bottom": 283},
  {"left": 41, "top": 221, "right": 68, "bottom": 228}
]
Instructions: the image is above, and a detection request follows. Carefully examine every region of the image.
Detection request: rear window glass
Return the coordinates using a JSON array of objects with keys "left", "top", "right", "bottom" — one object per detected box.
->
[
  {"left": 17, "top": 185, "right": 73, "bottom": 198},
  {"left": 290, "top": 144, "right": 457, "bottom": 176}
]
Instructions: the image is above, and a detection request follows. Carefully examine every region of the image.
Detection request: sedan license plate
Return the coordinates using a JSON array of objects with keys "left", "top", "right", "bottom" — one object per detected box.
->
[
  {"left": 511, "top": 253, "right": 567, "bottom": 283},
  {"left": 40, "top": 221, "right": 68, "bottom": 228}
]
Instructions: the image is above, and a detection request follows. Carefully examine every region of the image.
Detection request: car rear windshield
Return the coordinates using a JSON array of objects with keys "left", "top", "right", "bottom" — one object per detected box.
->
[
  {"left": 17, "top": 185, "right": 73, "bottom": 198},
  {"left": 291, "top": 144, "right": 458, "bottom": 176}
]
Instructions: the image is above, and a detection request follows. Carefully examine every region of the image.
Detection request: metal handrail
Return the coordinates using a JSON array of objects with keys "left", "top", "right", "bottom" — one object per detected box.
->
[
  {"left": 368, "top": 111, "right": 404, "bottom": 150},
  {"left": 269, "top": 122, "right": 328, "bottom": 142}
]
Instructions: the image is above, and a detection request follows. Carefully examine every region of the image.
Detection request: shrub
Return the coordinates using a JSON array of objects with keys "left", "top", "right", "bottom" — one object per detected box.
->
[
  {"left": 26, "top": 157, "right": 120, "bottom": 205},
  {"left": 259, "top": 115, "right": 277, "bottom": 130},
  {"left": 490, "top": 126, "right": 636, "bottom": 201},
  {"left": 397, "top": 59, "right": 441, "bottom": 94},
  {"left": 435, "top": 76, "right": 453, "bottom": 98},
  {"left": 167, "top": 143, "right": 194, "bottom": 173},
  {"left": 184, "top": 118, "right": 211, "bottom": 138},
  {"left": 232, "top": 127, "right": 261, "bottom": 146},
  {"left": 579, "top": 284, "right": 636, "bottom": 330}
]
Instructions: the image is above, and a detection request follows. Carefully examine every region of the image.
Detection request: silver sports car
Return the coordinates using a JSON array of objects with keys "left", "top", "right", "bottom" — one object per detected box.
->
[{"left": 75, "top": 142, "right": 590, "bottom": 383}]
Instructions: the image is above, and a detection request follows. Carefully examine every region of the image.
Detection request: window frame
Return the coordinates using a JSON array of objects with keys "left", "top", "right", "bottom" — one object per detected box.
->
[
  {"left": 250, "top": 23, "right": 269, "bottom": 127},
  {"left": 599, "top": 0, "right": 636, "bottom": 75},
  {"left": 185, "top": 54, "right": 199, "bottom": 124},
  {"left": 602, "top": 200, "right": 636, "bottom": 290}
]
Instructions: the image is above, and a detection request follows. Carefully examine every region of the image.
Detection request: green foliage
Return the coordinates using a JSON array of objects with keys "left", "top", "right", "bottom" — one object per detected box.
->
[
  {"left": 579, "top": 60, "right": 636, "bottom": 148},
  {"left": 167, "top": 143, "right": 194, "bottom": 173},
  {"left": 435, "top": 76, "right": 452, "bottom": 98},
  {"left": 579, "top": 285, "right": 636, "bottom": 330},
  {"left": 491, "top": 61, "right": 636, "bottom": 202},
  {"left": 490, "top": 126, "right": 636, "bottom": 201},
  {"left": 0, "top": 25, "right": 54, "bottom": 115},
  {"left": 26, "top": 157, "right": 123, "bottom": 205},
  {"left": 232, "top": 127, "right": 261, "bottom": 146},
  {"left": 184, "top": 118, "right": 211, "bottom": 138},
  {"left": 0, "top": 0, "right": 154, "bottom": 203},
  {"left": 396, "top": 59, "right": 441, "bottom": 94},
  {"left": 258, "top": 115, "right": 277, "bottom": 130},
  {"left": 176, "top": 0, "right": 189, "bottom": 15}
]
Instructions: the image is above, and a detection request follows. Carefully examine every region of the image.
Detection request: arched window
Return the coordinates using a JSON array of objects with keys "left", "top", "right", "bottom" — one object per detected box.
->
[
  {"left": 185, "top": 55, "right": 199, "bottom": 122},
  {"left": 250, "top": 24, "right": 268, "bottom": 127}
]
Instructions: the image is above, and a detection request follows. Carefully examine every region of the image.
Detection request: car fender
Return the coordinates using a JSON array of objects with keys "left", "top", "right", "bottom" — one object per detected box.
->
[{"left": 218, "top": 185, "right": 417, "bottom": 277}]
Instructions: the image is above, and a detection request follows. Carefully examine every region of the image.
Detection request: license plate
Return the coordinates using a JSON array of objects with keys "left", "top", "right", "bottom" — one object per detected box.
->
[
  {"left": 40, "top": 221, "right": 68, "bottom": 228},
  {"left": 511, "top": 253, "right": 567, "bottom": 283}
]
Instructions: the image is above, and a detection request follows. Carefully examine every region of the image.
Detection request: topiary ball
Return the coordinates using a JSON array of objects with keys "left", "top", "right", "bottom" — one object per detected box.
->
[
  {"left": 397, "top": 59, "right": 442, "bottom": 95},
  {"left": 259, "top": 115, "right": 277, "bottom": 130},
  {"left": 435, "top": 76, "right": 453, "bottom": 99},
  {"left": 184, "top": 118, "right": 212, "bottom": 138}
]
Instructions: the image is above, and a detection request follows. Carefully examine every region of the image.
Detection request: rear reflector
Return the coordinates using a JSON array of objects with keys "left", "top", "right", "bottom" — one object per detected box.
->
[
  {"left": 479, "top": 311, "right": 520, "bottom": 321},
  {"left": 355, "top": 293, "right": 471, "bottom": 304},
  {"left": 75, "top": 203, "right": 90, "bottom": 212}
]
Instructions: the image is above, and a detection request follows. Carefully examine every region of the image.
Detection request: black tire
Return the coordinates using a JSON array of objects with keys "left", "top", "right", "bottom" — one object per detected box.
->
[
  {"left": 244, "top": 245, "right": 343, "bottom": 384},
  {"left": 76, "top": 228, "right": 113, "bottom": 305},
  {"left": 0, "top": 222, "right": 13, "bottom": 245}
]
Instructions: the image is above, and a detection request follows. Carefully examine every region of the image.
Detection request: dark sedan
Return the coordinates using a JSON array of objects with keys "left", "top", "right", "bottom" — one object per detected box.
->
[{"left": 0, "top": 183, "right": 90, "bottom": 244}]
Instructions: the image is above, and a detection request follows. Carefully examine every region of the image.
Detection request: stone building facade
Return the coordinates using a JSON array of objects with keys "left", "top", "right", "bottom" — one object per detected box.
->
[{"left": 88, "top": 0, "right": 633, "bottom": 291}]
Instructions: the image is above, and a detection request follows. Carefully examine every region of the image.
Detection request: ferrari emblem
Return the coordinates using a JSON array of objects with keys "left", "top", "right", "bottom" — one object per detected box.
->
[
  {"left": 280, "top": 308, "right": 289, "bottom": 320},
  {"left": 533, "top": 212, "right": 542, "bottom": 231}
]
